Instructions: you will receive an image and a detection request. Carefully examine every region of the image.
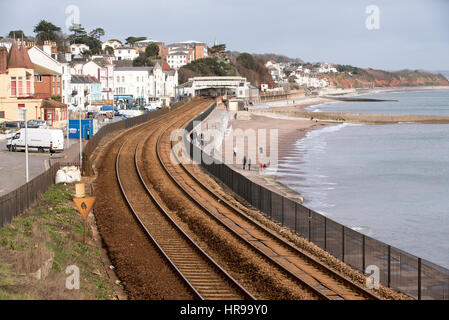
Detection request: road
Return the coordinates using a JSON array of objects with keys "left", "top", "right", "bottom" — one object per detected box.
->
[{"left": 0, "top": 138, "right": 83, "bottom": 196}]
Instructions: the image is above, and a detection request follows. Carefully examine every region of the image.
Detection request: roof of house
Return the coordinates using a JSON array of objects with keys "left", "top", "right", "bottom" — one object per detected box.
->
[
  {"left": 21, "top": 45, "right": 34, "bottom": 69},
  {"left": 34, "top": 63, "right": 61, "bottom": 75},
  {"left": 112, "top": 60, "right": 133, "bottom": 68},
  {"left": 92, "top": 58, "right": 112, "bottom": 68},
  {"left": 167, "top": 51, "right": 188, "bottom": 56},
  {"left": 7, "top": 42, "right": 27, "bottom": 69},
  {"left": 71, "top": 74, "right": 100, "bottom": 84},
  {"left": 41, "top": 98, "right": 67, "bottom": 108},
  {"left": 114, "top": 66, "right": 154, "bottom": 72},
  {"left": 161, "top": 60, "right": 171, "bottom": 71}
]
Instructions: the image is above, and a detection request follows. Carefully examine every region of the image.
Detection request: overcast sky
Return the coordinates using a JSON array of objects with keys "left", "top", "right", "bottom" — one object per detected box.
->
[{"left": 1, "top": 0, "right": 448, "bottom": 71}]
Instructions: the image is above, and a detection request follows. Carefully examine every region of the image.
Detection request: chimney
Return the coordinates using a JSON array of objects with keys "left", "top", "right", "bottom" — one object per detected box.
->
[
  {"left": 43, "top": 41, "right": 52, "bottom": 56},
  {"left": 0, "top": 46, "right": 7, "bottom": 73}
]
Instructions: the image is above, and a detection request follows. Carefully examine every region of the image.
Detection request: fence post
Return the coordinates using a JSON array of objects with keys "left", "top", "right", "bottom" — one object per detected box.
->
[
  {"left": 387, "top": 246, "right": 391, "bottom": 288},
  {"left": 362, "top": 235, "right": 366, "bottom": 273},
  {"left": 418, "top": 258, "right": 422, "bottom": 300},
  {"left": 294, "top": 202, "right": 298, "bottom": 233},
  {"left": 308, "top": 209, "right": 311, "bottom": 241},
  {"left": 324, "top": 217, "right": 327, "bottom": 251},
  {"left": 281, "top": 197, "right": 284, "bottom": 226},
  {"left": 342, "top": 226, "right": 345, "bottom": 262},
  {"left": 269, "top": 191, "right": 272, "bottom": 218},
  {"left": 258, "top": 184, "right": 262, "bottom": 210}
]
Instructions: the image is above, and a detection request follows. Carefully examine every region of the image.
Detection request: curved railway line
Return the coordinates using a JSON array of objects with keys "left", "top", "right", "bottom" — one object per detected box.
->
[{"left": 97, "top": 97, "right": 382, "bottom": 300}]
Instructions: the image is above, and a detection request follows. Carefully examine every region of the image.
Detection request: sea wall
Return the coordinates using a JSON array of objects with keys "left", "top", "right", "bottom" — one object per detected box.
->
[{"left": 249, "top": 109, "right": 449, "bottom": 124}]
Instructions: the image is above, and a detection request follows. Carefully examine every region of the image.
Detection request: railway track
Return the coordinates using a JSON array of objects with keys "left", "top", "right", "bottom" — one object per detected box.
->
[
  {"left": 153, "top": 103, "right": 382, "bottom": 301},
  {"left": 103, "top": 97, "right": 382, "bottom": 300},
  {"left": 115, "top": 99, "right": 255, "bottom": 300}
]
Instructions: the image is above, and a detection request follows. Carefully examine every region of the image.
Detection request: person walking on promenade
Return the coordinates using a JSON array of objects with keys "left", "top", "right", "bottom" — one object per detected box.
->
[
  {"left": 248, "top": 158, "right": 251, "bottom": 171},
  {"left": 200, "top": 133, "right": 204, "bottom": 147},
  {"left": 243, "top": 155, "right": 247, "bottom": 170}
]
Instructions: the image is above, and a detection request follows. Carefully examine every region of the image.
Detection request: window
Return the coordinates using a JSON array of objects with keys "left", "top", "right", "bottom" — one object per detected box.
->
[
  {"left": 121, "top": 76, "right": 125, "bottom": 82},
  {"left": 0, "top": 111, "right": 5, "bottom": 118},
  {"left": 26, "top": 77, "right": 31, "bottom": 95},
  {"left": 36, "top": 75, "right": 43, "bottom": 82},
  {"left": 18, "top": 77, "right": 23, "bottom": 96},
  {"left": 18, "top": 104, "right": 25, "bottom": 121},
  {"left": 116, "top": 76, "right": 120, "bottom": 83},
  {"left": 10, "top": 77, "right": 16, "bottom": 96}
]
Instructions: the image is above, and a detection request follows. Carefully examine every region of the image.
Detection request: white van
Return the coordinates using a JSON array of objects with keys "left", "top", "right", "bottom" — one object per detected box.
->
[{"left": 6, "top": 128, "right": 64, "bottom": 153}]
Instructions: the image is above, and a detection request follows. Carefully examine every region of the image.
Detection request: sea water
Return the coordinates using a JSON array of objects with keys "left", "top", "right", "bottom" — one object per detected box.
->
[{"left": 277, "top": 89, "right": 449, "bottom": 268}]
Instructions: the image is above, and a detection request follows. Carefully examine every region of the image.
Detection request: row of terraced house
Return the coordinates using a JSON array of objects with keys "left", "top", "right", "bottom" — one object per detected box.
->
[{"left": 0, "top": 37, "right": 209, "bottom": 127}]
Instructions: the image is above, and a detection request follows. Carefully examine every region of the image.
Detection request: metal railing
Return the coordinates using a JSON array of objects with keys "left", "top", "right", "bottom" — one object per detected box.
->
[{"left": 183, "top": 102, "right": 449, "bottom": 300}]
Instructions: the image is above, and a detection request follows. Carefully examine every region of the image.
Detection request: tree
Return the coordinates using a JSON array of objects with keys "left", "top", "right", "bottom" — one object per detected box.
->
[
  {"left": 33, "top": 20, "right": 61, "bottom": 43},
  {"left": 68, "top": 24, "right": 87, "bottom": 44},
  {"left": 8, "top": 30, "right": 26, "bottom": 39},
  {"left": 68, "top": 24, "right": 103, "bottom": 53},
  {"left": 104, "top": 46, "right": 114, "bottom": 55},
  {"left": 125, "top": 36, "right": 147, "bottom": 46},
  {"left": 145, "top": 43, "right": 159, "bottom": 58},
  {"left": 89, "top": 28, "right": 105, "bottom": 41},
  {"left": 236, "top": 53, "right": 256, "bottom": 70},
  {"left": 133, "top": 53, "right": 155, "bottom": 67}
]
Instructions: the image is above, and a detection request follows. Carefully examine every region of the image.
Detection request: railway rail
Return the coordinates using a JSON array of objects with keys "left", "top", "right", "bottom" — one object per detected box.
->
[
  {"left": 115, "top": 99, "right": 255, "bottom": 300},
  {"left": 103, "top": 97, "right": 383, "bottom": 300},
  {"left": 154, "top": 103, "right": 382, "bottom": 300}
]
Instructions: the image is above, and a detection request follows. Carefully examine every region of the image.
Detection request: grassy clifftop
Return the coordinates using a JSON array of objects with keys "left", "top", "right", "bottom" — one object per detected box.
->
[{"left": 320, "top": 66, "right": 449, "bottom": 88}]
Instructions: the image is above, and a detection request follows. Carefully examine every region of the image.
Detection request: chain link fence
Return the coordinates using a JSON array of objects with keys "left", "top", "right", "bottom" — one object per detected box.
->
[{"left": 184, "top": 102, "right": 449, "bottom": 300}]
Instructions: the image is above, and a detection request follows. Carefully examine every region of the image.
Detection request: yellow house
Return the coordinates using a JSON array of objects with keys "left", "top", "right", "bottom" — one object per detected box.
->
[{"left": 0, "top": 41, "right": 67, "bottom": 128}]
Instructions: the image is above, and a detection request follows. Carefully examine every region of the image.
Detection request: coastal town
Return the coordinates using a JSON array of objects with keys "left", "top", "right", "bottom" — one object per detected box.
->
[{"left": 1, "top": 9, "right": 449, "bottom": 308}]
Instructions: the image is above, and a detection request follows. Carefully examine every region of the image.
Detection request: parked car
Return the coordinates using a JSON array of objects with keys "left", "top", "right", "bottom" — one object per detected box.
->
[
  {"left": 3, "top": 121, "right": 25, "bottom": 130},
  {"left": 6, "top": 128, "right": 64, "bottom": 153},
  {"left": 27, "top": 120, "right": 47, "bottom": 128}
]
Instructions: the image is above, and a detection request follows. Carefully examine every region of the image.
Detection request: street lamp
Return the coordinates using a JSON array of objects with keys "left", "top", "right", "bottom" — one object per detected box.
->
[{"left": 22, "top": 107, "right": 29, "bottom": 182}]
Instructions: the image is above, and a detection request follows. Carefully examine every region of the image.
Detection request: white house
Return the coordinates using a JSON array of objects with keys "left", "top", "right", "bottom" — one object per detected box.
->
[
  {"left": 316, "top": 63, "right": 338, "bottom": 74},
  {"left": 27, "top": 45, "right": 73, "bottom": 105},
  {"left": 114, "top": 66, "right": 152, "bottom": 105},
  {"left": 114, "top": 47, "right": 139, "bottom": 61},
  {"left": 71, "top": 60, "right": 115, "bottom": 101},
  {"left": 149, "top": 62, "right": 178, "bottom": 105},
  {"left": 101, "top": 40, "right": 122, "bottom": 51},
  {"left": 70, "top": 75, "right": 102, "bottom": 110},
  {"left": 114, "top": 63, "right": 178, "bottom": 107},
  {"left": 69, "top": 43, "right": 90, "bottom": 55},
  {"left": 165, "top": 51, "right": 188, "bottom": 69}
]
